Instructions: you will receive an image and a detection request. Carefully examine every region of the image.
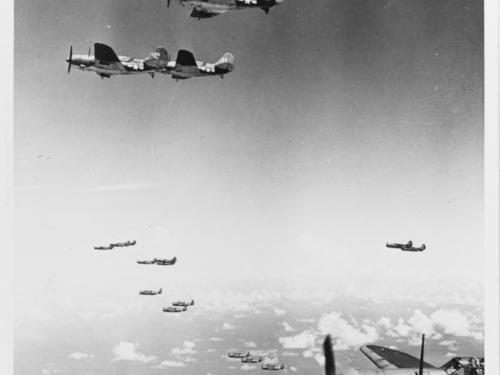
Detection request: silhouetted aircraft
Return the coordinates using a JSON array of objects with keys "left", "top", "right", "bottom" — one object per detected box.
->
[
  {"left": 156, "top": 257, "right": 177, "bottom": 265},
  {"left": 228, "top": 352, "right": 250, "bottom": 358},
  {"left": 94, "top": 245, "right": 114, "bottom": 250},
  {"left": 139, "top": 288, "right": 162, "bottom": 295},
  {"left": 242, "top": 356, "right": 263, "bottom": 363},
  {"left": 386, "top": 240, "right": 426, "bottom": 252},
  {"left": 169, "top": 0, "right": 284, "bottom": 19},
  {"left": 111, "top": 240, "right": 136, "bottom": 247},
  {"left": 322, "top": 334, "right": 484, "bottom": 375},
  {"left": 169, "top": 50, "right": 234, "bottom": 80},
  {"left": 262, "top": 363, "right": 285, "bottom": 370},
  {"left": 172, "top": 299, "right": 194, "bottom": 307},
  {"left": 137, "top": 259, "right": 157, "bottom": 264},
  {"left": 163, "top": 306, "right": 188, "bottom": 313}
]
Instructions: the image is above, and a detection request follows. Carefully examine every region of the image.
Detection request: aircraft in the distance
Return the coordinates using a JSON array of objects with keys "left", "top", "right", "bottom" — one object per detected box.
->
[
  {"left": 242, "top": 356, "right": 263, "bottom": 363},
  {"left": 137, "top": 259, "right": 157, "bottom": 264},
  {"left": 139, "top": 288, "right": 162, "bottom": 295},
  {"left": 169, "top": 0, "right": 284, "bottom": 19},
  {"left": 94, "top": 245, "right": 114, "bottom": 250},
  {"left": 111, "top": 240, "right": 136, "bottom": 247},
  {"left": 172, "top": 299, "right": 194, "bottom": 307},
  {"left": 262, "top": 363, "right": 285, "bottom": 371},
  {"left": 322, "top": 334, "right": 484, "bottom": 375},
  {"left": 228, "top": 352, "right": 250, "bottom": 359},
  {"left": 386, "top": 240, "right": 426, "bottom": 252},
  {"left": 156, "top": 257, "right": 177, "bottom": 266},
  {"left": 169, "top": 49, "right": 234, "bottom": 80},
  {"left": 163, "top": 306, "right": 188, "bottom": 313},
  {"left": 66, "top": 43, "right": 169, "bottom": 79}
]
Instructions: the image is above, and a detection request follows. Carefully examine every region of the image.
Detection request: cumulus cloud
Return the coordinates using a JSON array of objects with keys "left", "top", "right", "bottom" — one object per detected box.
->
[
  {"left": 318, "top": 312, "right": 379, "bottom": 348},
  {"left": 241, "top": 364, "right": 257, "bottom": 370},
  {"left": 279, "top": 330, "right": 317, "bottom": 349},
  {"left": 171, "top": 341, "right": 196, "bottom": 357},
  {"left": 245, "top": 341, "right": 257, "bottom": 348},
  {"left": 112, "top": 342, "right": 156, "bottom": 363},
  {"left": 377, "top": 317, "right": 391, "bottom": 329},
  {"left": 408, "top": 310, "right": 434, "bottom": 334},
  {"left": 69, "top": 352, "right": 93, "bottom": 360},
  {"left": 223, "top": 322, "right": 236, "bottom": 330},
  {"left": 282, "top": 322, "right": 295, "bottom": 332},
  {"left": 290, "top": 366, "right": 298, "bottom": 372},
  {"left": 154, "top": 360, "right": 186, "bottom": 368},
  {"left": 274, "top": 308, "right": 286, "bottom": 316},
  {"left": 430, "top": 310, "right": 471, "bottom": 336},
  {"left": 210, "top": 337, "right": 224, "bottom": 342},
  {"left": 387, "top": 318, "right": 412, "bottom": 337}
]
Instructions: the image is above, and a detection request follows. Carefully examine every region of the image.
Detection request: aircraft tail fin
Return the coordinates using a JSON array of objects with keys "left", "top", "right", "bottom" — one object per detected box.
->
[
  {"left": 172, "top": 257, "right": 177, "bottom": 264},
  {"left": 323, "top": 335, "right": 336, "bottom": 375},
  {"left": 216, "top": 52, "right": 234, "bottom": 66},
  {"left": 191, "top": 299, "right": 195, "bottom": 305},
  {"left": 176, "top": 49, "right": 197, "bottom": 67},
  {"left": 159, "top": 288, "right": 163, "bottom": 294},
  {"left": 94, "top": 43, "right": 120, "bottom": 63}
]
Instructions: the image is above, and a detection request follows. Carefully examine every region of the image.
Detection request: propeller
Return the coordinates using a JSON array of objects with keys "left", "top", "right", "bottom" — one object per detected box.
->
[
  {"left": 67, "top": 45, "right": 73, "bottom": 74},
  {"left": 323, "top": 335, "right": 336, "bottom": 375},
  {"left": 418, "top": 334, "right": 425, "bottom": 375}
]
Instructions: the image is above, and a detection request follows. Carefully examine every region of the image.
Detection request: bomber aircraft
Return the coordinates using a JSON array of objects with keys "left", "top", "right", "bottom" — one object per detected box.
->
[
  {"left": 137, "top": 259, "right": 157, "bottom": 264},
  {"left": 163, "top": 306, "right": 188, "bottom": 313},
  {"left": 111, "top": 240, "right": 136, "bottom": 247},
  {"left": 67, "top": 43, "right": 234, "bottom": 80},
  {"left": 139, "top": 288, "right": 162, "bottom": 295},
  {"left": 228, "top": 352, "right": 250, "bottom": 359},
  {"left": 169, "top": 0, "right": 283, "bottom": 18},
  {"left": 262, "top": 363, "right": 285, "bottom": 370},
  {"left": 172, "top": 299, "right": 194, "bottom": 307},
  {"left": 94, "top": 245, "right": 114, "bottom": 250},
  {"left": 242, "top": 356, "right": 263, "bottom": 363},
  {"left": 322, "top": 334, "right": 484, "bottom": 375},
  {"left": 156, "top": 257, "right": 177, "bottom": 265},
  {"left": 386, "top": 241, "right": 426, "bottom": 252}
]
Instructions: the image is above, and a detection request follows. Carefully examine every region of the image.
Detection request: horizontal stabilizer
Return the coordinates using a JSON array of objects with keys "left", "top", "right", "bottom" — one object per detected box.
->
[
  {"left": 176, "top": 49, "right": 197, "bottom": 67},
  {"left": 94, "top": 43, "right": 121, "bottom": 63}
]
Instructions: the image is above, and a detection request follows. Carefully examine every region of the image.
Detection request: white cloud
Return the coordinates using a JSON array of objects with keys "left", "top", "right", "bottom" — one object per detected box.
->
[
  {"left": 388, "top": 318, "right": 412, "bottom": 337},
  {"left": 377, "top": 317, "right": 391, "bottom": 329},
  {"left": 223, "top": 322, "right": 235, "bottom": 330},
  {"left": 241, "top": 364, "right": 257, "bottom": 370},
  {"left": 430, "top": 309, "right": 472, "bottom": 337},
  {"left": 171, "top": 341, "right": 196, "bottom": 357},
  {"left": 279, "top": 330, "right": 317, "bottom": 349},
  {"left": 318, "top": 312, "right": 379, "bottom": 348},
  {"left": 408, "top": 310, "right": 434, "bottom": 334},
  {"left": 244, "top": 341, "right": 257, "bottom": 348},
  {"left": 274, "top": 308, "right": 286, "bottom": 316},
  {"left": 282, "top": 352, "right": 299, "bottom": 357},
  {"left": 209, "top": 337, "right": 224, "bottom": 342},
  {"left": 290, "top": 366, "right": 298, "bottom": 372},
  {"left": 154, "top": 360, "right": 186, "bottom": 368},
  {"left": 112, "top": 342, "right": 156, "bottom": 363},
  {"left": 69, "top": 352, "right": 93, "bottom": 360},
  {"left": 282, "top": 321, "right": 295, "bottom": 332}
]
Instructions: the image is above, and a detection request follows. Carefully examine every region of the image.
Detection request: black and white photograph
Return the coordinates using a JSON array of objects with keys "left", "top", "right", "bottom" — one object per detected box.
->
[{"left": 4, "top": 0, "right": 500, "bottom": 374}]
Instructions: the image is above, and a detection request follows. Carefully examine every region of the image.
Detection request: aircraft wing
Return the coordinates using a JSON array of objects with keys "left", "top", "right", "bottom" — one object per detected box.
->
[
  {"left": 190, "top": 6, "right": 227, "bottom": 18},
  {"left": 94, "top": 43, "right": 127, "bottom": 72},
  {"left": 359, "top": 345, "right": 435, "bottom": 369}
]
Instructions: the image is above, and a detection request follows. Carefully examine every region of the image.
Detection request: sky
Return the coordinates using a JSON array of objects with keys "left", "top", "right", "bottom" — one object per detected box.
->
[{"left": 14, "top": 0, "right": 484, "bottom": 373}]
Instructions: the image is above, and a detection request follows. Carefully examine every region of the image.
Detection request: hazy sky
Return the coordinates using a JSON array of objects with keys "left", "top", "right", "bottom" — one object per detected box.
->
[{"left": 15, "top": 0, "right": 483, "bottom": 314}]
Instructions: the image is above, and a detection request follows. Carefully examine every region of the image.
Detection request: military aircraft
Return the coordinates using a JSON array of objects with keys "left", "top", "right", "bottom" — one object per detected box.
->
[
  {"left": 386, "top": 241, "right": 426, "bottom": 252},
  {"left": 110, "top": 240, "right": 136, "bottom": 247},
  {"left": 169, "top": 0, "right": 284, "bottom": 19},
  {"left": 172, "top": 299, "right": 194, "bottom": 307},
  {"left": 228, "top": 352, "right": 250, "bottom": 358},
  {"left": 242, "top": 356, "right": 263, "bottom": 363},
  {"left": 322, "top": 334, "right": 484, "bottom": 375},
  {"left": 66, "top": 43, "right": 169, "bottom": 79},
  {"left": 163, "top": 306, "right": 188, "bottom": 313},
  {"left": 262, "top": 363, "right": 285, "bottom": 370},
  {"left": 94, "top": 245, "right": 114, "bottom": 250},
  {"left": 137, "top": 259, "right": 157, "bottom": 264},
  {"left": 168, "top": 50, "right": 234, "bottom": 80},
  {"left": 139, "top": 288, "right": 162, "bottom": 295},
  {"left": 156, "top": 257, "right": 177, "bottom": 265}
]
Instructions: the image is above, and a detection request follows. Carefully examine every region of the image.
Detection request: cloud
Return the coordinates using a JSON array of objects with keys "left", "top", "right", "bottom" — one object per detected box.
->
[
  {"left": 241, "top": 364, "right": 257, "bottom": 370},
  {"left": 154, "top": 360, "right": 186, "bottom": 368},
  {"left": 387, "top": 318, "right": 412, "bottom": 337},
  {"left": 171, "top": 341, "right": 196, "bottom": 357},
  {"left": 318, "top": 312, "right": 379, "bottom": 348},
  {"left": 209, "top": 337, "right": 224, "bottom": 342},
  {"left": 274, "top": 308, "right": 286, "bottom": 316},
  {"left": 290, "top": 366, "right": 298, "bottom": 372},
  {"left": 244, "top": 341, "right": 257, "bottom": 348},
  {"left": 282, "top": 322, "right": 295, "bottom": 332},
  {"left": 408, "top": 310, "right": 434, "bottom": 334},
  {"left": 279, "top": 330, "right": 317, "bottom": 349},
  {"left": 112, "top": 342, "right": 156, "bottom": 363},
  {"left": 223, "top": 322, "right": 236, "bottom": 330},
  {"left": 377, "top": 317, "right": 391, "bottom": 329},
  {"left": 430, "top": 310, "right": 471, "bottom": 336},
  {"left": 69, "top": 352, "right": 93, "bottom": 360}
]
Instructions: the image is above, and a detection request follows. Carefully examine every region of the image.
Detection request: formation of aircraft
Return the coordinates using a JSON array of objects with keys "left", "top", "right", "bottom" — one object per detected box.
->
[
  {"left": 139, "top": 288, "right": 162, "bottom": 295},
  {"left": 386, "top": 240, "right": 426, "bottom": 252},
  {"left": 163, "top": 306, "right": 188, "bottom": 313},
  {"left": 228, "top": 352, "right": 251, "bottom": 359},
  {"left": 172, "top": 299, "right": 194, "bottom": 307},
  {"left": 169, "top": 0, "right": 284, "bottom": 19},
  {"left": 262, "top": 363, "right": 285, "bottom": 371},
  {"left": 155, "top": 256, "right": 177, "bottom": 265},
  {"left": 322, "top": 334, "right": 484, "bottom": 375},
  {"left": 67, "top": 43, "right": 234, "bottom": 80}
]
